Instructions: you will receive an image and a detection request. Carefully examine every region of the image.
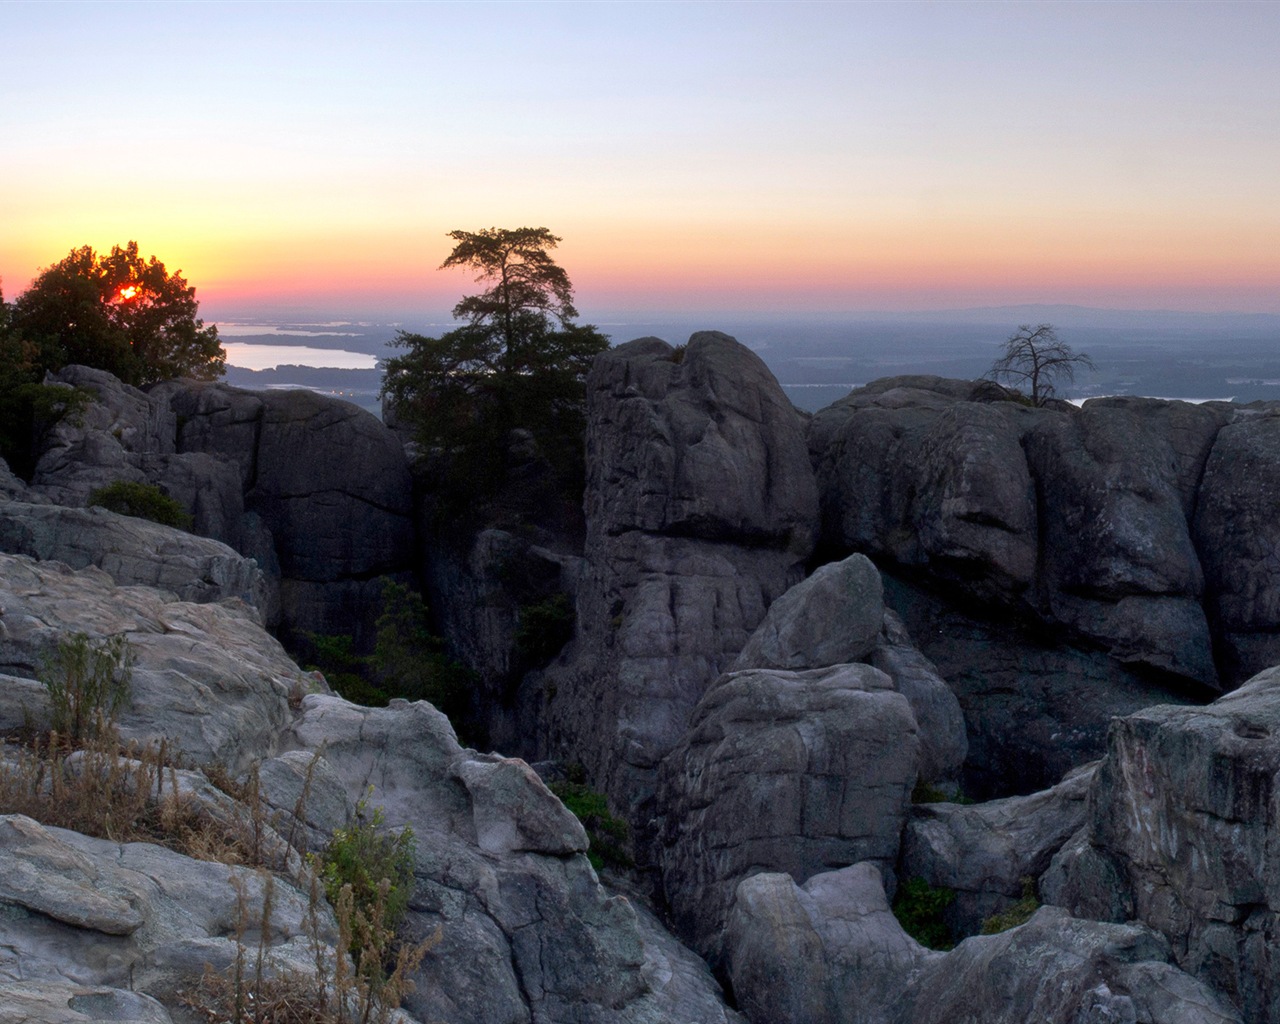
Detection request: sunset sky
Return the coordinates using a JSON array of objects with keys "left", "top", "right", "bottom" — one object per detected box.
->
[{"left": 2, "top": 1, "right": 1277, "bottom": 320}]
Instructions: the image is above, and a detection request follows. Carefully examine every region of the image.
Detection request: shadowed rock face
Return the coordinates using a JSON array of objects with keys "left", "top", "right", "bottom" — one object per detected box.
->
[
  {"left": 540, "top": 333, "right": 820, "bottom": 826},
  {"left": 26, "top": 368, "right": 415, "bottom": 646},
  {"left": 808, "top": 381, "right": 1241, "bottom": 690},
  {"left": 1053, "top": 665, "right": 1280, "bottom": 1024},
  {"left": 807, "top": 378, "right": 1280, "bottom": 793}
]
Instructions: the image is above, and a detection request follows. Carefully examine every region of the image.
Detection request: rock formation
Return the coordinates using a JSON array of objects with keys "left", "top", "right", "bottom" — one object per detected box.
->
[
  {"left": 22, "top": 366, "right": 416, "bottom": 644},
  {"left": 540, "top": 333, "right": 820, "bottom": 825}
]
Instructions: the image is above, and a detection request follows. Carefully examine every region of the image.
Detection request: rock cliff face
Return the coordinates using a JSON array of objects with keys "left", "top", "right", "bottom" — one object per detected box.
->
[
  {"left": 540, "top": 333, "right": 819, "bottom": 825},
  {"left": 807, "top": 379, "right": 1280, "bottom": 791},
  {"left": 22, "top": 367, "right": 415, "bottom": 644},
  {"left": 1050, "top": 665, "right": 1280, "bottom": 1023}
]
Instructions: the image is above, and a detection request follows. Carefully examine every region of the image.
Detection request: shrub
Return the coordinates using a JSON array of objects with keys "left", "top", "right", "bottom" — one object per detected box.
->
[
  {"left": 549, "top": 773, "right": 632, "bottom": 872},
  {"left": 892, "top": 877, "right": 956, "bottom": 950},
  {"left": 980, "top": 877, "right": 1040, "bottom": 935},
  {"left": 372, "top": 580, "right": 471, "bottom": 717},
  {"left": 319, "top": 797, "right": 417, "bottom": 970},
  {"left": 41, "top": 632, "right": 134, "bottom": 743},
  {"left": 184, "top": 866, "right": 435, "bottom": 1024},
  {"left": 88, "top": 479, "right": 192, "bottom": 530},
  {"left": 515, "top": 592, "right": 575, "bottom": 669}
]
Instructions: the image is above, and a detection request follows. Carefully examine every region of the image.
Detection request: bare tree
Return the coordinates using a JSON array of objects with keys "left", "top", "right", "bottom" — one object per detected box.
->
[{"left": 987, "top": 323, "right": 1095, "bottom": 406}]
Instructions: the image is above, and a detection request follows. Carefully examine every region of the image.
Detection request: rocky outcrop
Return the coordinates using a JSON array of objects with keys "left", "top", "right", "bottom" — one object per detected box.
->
[
  {"left": 284, "top": 695, "right": 743, "bottom": 1024},
  {"left": 541, "top": 333, "right": 819, "bottom": 824},
  {"left": 1055, "top": 665, "right": 1280, "bottom": 1023},
  {"left": 657, "top": 663, "right": 919, "bottom": 962},
  {"left": 900, "top": 762, "right": 1094, "bottom": 937},
  {"left": 0, "top": 553, "right": 304, "bottom": 768},
  {"left": 727, "top": 863, "right": 1240, "bottom": 1024},
  {"left": 808, "top": 381, "right": 1250, "bottom": 692},
  {"left": 25, "top": 367, "right": 416, "bottom": 646},
  {"left": 0, "top": 554, "right": 741, "bottom": 1024},
  {"left": 0, "top": 501, "right": 273, "bottom": 618},
  {"left": 1194, "top": 412, "right": 1280, "bottom": 681},
  {"left": 168, "top": 382, "right": 415, "bottom": 645},
  {"left": 0, "top": 813, "right": 342, "bottom": 1023}
]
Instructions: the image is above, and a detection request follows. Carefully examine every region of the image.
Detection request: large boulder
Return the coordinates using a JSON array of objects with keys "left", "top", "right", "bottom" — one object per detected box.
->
[
  {"left": 168, "top": 381, "right": 416, "bottom": 644},
  {"left": 1060, "top": 665, "right": 1280, "bottom": 1023},
  {"left": 730, "top": 552, "right": 884, "bottom": 672},
  {"left": 656, "top": 663, "right": 918, "bottom": 962},
  {"left": 1194, "top": 412, "right": 1280, "bottom": 681},
  {"left": 0, "top": 814, "right": 348, "bottom": 1022},
  {"left": 541, "top": 333, "right": 819, "bottom": 827},
  {"left": 807, "top": 380, "right": 1245, "bottom": 694}
]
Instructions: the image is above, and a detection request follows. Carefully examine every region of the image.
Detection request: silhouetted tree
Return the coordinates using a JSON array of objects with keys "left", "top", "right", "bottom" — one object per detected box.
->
[
  {"left": 381, "top": 227, "right": 609, "bottom": 501},
  {"left": 11, "top": 241, "right": 224, "bottom": 387},
  {"left": 987, "top": 323, "right": 1094, "bottom": 406}
]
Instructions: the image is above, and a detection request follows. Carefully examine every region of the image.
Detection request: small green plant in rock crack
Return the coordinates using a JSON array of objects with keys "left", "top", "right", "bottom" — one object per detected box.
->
[
  {"left": 980, "top": 877, "right": 1040, "bottom": 935},
  {"left": 892, "top": 877, "right": 956, "bottom": 950}
]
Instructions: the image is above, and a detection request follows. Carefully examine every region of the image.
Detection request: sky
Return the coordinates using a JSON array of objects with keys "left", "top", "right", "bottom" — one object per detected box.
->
[{"left": 2, "top": 0, "right": 1278, "bottom": 320}]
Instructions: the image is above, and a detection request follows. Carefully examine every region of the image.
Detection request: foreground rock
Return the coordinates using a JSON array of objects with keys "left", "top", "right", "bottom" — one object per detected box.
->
[
  {"left": 0, "top": 813, "right": 341, "bottom": 1022},
  {"left": 541, "top": 333, "right": 819, "bottom": 827},
  {"left": 0, "top": 500, "right": 273, "bottom": 620},
  {"left": 1056, "top": 664, "right": 1280, "bottom": 1023},
  {"left": 0, "top": 553, "right": 301, "bottom": 768},
  {"left": 284, "top": 696, "right": 742, "bottom": 1024},
  {"left": 727, "top": 863, "right": 1240, "bottom": 1024}
]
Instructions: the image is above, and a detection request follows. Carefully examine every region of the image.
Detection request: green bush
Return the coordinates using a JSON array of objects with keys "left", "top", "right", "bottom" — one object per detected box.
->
[
  {"left": 319, "top": 798, "right": 417, "bottom": 969},
  {"left": 980, "top": 877, "right": 1040, "bottom": 934},
  {"left": 515, "top": 592, "right": 574, "bottom": 668},
  {"left": 549, "top": 773, "right": 632, "bottom": 872},
  {"left": 892, "top": 877, "right": 956, "bottom": 950},
  {"left": 40, "top": 632, "right": 134, "bottom": 743},
  {"left": 88, "top": 480, "right": 192, "bottom": 530}
]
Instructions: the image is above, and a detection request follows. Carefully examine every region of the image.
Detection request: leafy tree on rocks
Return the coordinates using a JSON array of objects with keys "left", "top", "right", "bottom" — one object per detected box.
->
[
  {"left": 986, "top": 323, "right": 1095, "bottom": 406},
  {"left": 380, "top": 227, "right": 609, "bottom": 504},
  {"left": 11, "top": 241, "right": 224, "bottom": 387}
]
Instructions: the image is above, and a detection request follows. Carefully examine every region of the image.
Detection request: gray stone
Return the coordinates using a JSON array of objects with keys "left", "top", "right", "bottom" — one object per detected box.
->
[
  {"left": 731, "top": 553, "right": 884, "bottom": 671},
  {"left": 0, "top": 554, "right": 303, "bottom": 771},
  {"left": 1194, "top": 412, "right": 1280, "bottom": 680},
  {"left": 0, "top": 501, "right": 272, "bottom": 617},
  {"left": 541, "top": 333, "right": 819, "bottom": 834},
  {"left": 728, "top": 864, "right": 1239, "bottom": 1024},
  {"left": 903, "top": 906, "right": 1240, "bottom": 1024},
  {"left": 284, "top": 695, "right": 739, "bottom": 1024},
  {"left": 657, "top": 663, "right": 918, "bottom": 961},
  {"left": 727, "top": 863, "right": 927, "bottom": 1024},
  {"left": 1073, "top": 665, "right": 1280, "bottom": 1023},
  {"left": 900, "top": 763, "right": 1095, "bottom": 936},
  {"left": 869, "top": 610, "right": 967, "bottom": 786}
]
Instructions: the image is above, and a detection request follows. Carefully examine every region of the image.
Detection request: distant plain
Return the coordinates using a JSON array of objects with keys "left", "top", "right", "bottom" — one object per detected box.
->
[{"left": 215, "top": 306, "right": 1280, "bottom": 417}]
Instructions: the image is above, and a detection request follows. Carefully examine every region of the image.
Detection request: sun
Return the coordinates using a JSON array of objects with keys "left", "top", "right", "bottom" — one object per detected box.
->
[{"left": 117, "top": 285, "right": 140, "bottom": 300}]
